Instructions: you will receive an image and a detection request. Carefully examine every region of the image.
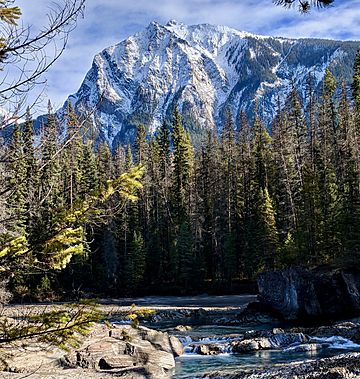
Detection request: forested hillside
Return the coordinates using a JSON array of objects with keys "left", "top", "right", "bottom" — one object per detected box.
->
[{"left": 1, "top": 56, "right": 360, "bottom": 299}]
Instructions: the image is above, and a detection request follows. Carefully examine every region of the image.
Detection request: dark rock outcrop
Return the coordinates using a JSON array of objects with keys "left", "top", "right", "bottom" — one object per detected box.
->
[{"left": 257, "top": 267, "right": 360, "bottom": 320}]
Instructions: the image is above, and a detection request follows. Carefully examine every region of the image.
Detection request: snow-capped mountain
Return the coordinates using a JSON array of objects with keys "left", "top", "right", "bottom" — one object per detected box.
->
[{"left": 58, "top": 20, "right": 359, "bottom": 148}]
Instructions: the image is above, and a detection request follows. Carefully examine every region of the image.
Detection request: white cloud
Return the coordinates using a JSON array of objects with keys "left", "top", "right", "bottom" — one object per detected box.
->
[{"left": 10, "top": 0, "right": 360, "bottom": 113}]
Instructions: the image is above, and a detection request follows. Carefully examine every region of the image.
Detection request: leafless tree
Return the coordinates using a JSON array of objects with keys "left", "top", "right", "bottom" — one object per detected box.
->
[
  {"left": 0, "top": 0, "right": 85, "bottom": 126},
  {"left": 273, "top": 0, "right": 334, "bottom": 13}
]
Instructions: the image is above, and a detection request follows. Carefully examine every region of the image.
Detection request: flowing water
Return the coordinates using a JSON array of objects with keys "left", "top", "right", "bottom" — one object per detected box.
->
[
  {"left": 169, "top": 325, "right": 360, "bottom": 378},
  {"left": 113, "top": 295, "right": 360, "bottom": 378}
]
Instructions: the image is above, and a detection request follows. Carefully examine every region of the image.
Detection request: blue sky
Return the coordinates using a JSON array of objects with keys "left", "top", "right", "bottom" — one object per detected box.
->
[{"left": 14, "top": 0, "right": 360, "bottom": 111}]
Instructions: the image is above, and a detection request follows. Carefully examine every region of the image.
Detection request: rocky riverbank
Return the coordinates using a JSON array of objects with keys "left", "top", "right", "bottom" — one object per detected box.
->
[
  {"left": 198, "top": 352, "right": 360, "bottom": 378},
  {"left": 0, "top": 323, "right": 183, "bottom": 379},
  {"left": 2, "top": 296, "right": 360, "bottom": 378},
  {"left": 179, "top": 321, "right": 360, "bottom": 356}
]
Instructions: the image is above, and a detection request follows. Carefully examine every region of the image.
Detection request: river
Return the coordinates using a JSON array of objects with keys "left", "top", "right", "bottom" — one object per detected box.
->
[{"left": 121, "top": 295, "right": 360, "bottom": 378}]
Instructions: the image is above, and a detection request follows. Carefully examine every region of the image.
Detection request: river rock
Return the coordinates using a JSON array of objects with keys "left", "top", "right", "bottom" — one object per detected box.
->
[
  {"left": 231, "top": 331, "right": 308, "bottom": 353},
  {"left": 108, "top": 324, "right": 184, "bottom": 357},
  {"left": 175, "top": 325, "right": 193, "bottom": 332},
  {"left": 231, "top": 337, "right": 272, "bottom": 352},
  {"left": 257, "top": 267, "right": 360, "bottom": 320},
  {"left": 310, "top": 322, "right": 360, "bottom": 343},
  {"left": 269, "top": 331, "right": 308, "bottom": 347},
  {"left": 192, "top": 343, "right": 223, "bottom": 355},
  {"left": 63, "top": 326, "right": 176, "bottom": 371},
  {"left": 284, "top": 343, "right": 322, "bottom": 353}
]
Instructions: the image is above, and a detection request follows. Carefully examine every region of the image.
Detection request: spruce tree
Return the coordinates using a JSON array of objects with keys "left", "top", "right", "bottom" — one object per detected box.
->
[
  {"left": 176, "top": 221, "right": 194, "bottom": 288},
  {"left": 171, "top": 108, "right": 194, "bottom": 280},
  {"left": 271, "top": 105, "right": 298, "bottom": 262},
  {"left": 7, "top": 122, "right": 27, "bottom": 233},
  {"left": 172, "top": 108, "right": 194, "bottom": 225},
  {"left": 63, "top": 101, "right": 82, "bottom": 208},
  {"left": 80, "top": 140, "right": 98, "bottom": 197},
  {"left": 23, "top": 107, "right": 39, "bottom": 240},
  {"left": 219, "top": 109, "right": 238, "bottom": 281},
  {"left": 316, "top": 69, "right": 340, "bottom": 261},
  {"left": 125, "top": 230, "right": 146, "bottom": 289},
  {"left": 352, "top": 47, "right": 360, "bottom": 114}
]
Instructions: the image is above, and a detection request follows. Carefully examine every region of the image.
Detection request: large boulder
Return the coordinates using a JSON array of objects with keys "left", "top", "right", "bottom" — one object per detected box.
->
[
  {"left": 231, "top": 332, "right": 307, "bottom": 353},
  {"left": 192, "top": 343, "right": 223, "bottom": 355},
  {"left": 110, "top": 325, "right": 184, "bottom": 357},
  {"left": 257, "top": 267, "right": 360, "bottom": 320},
  {"left": 62, "top": 325, "right": 177, "bottom": 374}
]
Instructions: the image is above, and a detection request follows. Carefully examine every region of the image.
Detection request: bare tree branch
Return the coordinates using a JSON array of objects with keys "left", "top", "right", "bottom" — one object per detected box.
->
[
  {"left": 273, "top": 0, "right": 334, "bottom": 13},
  {"left": 0, "top": 0, "right": 85, "bottom": 119}
]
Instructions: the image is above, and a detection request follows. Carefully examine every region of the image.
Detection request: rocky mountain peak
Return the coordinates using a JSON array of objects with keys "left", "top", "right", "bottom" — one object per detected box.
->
[{"left": 51, "top": 21, "right": 359, "bottom": 149}]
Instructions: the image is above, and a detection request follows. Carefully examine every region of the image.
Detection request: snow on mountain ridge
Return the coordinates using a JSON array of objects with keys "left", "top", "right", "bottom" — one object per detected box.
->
[{"left": 50, "top": 21, "right": 359, "bottom": 148}]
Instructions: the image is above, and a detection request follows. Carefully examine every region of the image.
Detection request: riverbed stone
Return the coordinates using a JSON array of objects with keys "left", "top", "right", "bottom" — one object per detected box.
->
[
  {"left": 269, "top": 332, "right": 308, "bottom": 347},
  {"left": 192, "top": 343, "right": 223, "bottom": 355},
  {"left": 175, "top": 325, "right": 193, "bottom": 332},
  {"left": 311, "top": 322, "right": 360, "bottom": 343},
  {"left": 231, "top": 337, "right": 272, "bottom": 352},
  {"left": 284, "top": 343, "right": 322, "bottom": 353},
  {"left": 169, "top": 335, "right": 185, "bottom": 357}
]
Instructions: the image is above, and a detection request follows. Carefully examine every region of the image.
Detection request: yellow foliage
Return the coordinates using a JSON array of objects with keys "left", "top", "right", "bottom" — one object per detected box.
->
[
  {"left": 43, "top": 227, "right": 84, "bottom": 270},
  {"left": 0, "top": 166, "right": 144, "bottom": 274},
  {"left": 0, "top": 1, "right": 21, "bottom": 25},
  {"left": 127, "top": 304, "right": 155, "bottom": 329},
  {"left": 0, "top": 235, "right": 28, "bottom": 259},
  {"left": 0, "top": 301, "right": 103, "bottom": 350}
]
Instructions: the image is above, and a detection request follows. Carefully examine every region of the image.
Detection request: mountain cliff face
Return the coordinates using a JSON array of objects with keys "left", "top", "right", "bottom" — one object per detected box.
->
[{"left": 60, "top": 20, "right": 359, "bottom": 148}]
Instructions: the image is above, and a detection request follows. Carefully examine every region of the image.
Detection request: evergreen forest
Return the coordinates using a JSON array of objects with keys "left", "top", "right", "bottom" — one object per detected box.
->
[{"left": 2, "top": 53, "right": 360, "bottom": 300}]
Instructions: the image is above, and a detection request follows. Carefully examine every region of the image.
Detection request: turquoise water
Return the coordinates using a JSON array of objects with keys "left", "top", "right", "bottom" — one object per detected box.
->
[
  {"left": 173, "top": 348, "right": 344, "bottom": 378},
  {"left": 169, "top": 325, "right": 360, "bottom": 378}
]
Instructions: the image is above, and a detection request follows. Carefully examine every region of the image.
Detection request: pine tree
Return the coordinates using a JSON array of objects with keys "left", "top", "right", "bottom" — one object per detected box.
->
[
  {"left": 237, "top": 110, "right": 254, "bottom": 276},
  {"left": 352, "top": 47, "right": 360, "bottom": 114},
  {"left": 154, "top": 122, "right": 172, "bottom": 281},
  {"left": 40, "top": 101, "right": 62, "bottom": 210},
  {"left": 285, "top": 87, "right": 317, "bottom": 263},
  {"left": 194, "top": 130, "right": 220, "bottom": 281},
  {"left": 35, "top": 101, "right": 63, "bottom": 258},
  {"left": 271, "top": 103, "right": 296, "bottom": 238},
  {"left": 171, "top": 108, "right": 194, "bottom": 281},
  {"left": 80, "top": 140, "right": 98, "bottom": 197},
  {"left": 172, "top": 108, "right": 194, "bottom": 225},
  {"left": 7, "top": 122, "right": 27, "bottom": 233},
  {"left": 258, "top": 188, "right": 278, "bottom": 269},
  {"left": 126, "top": 230, "right": 146, "bottom": 289},
  {"left": 176, "top": 221, "right": 194, "bottom": 288},
  {"left": 23, "top": 107, "right": 40, "bottom": 240},
  {"left": 316, "top": 69, "right": 340, "bottom": 261},
  {"left": 252, "top": 104, "right": 272, "bottom": 191},
  {"left": 219, "top": 109, "right": 238, "bottom": 281},
  {"left": 63, "top": 101, "right": 82, "bottom": 208},
  {"left": 337, "top": 71, "right": 360, "bottom": 263}
]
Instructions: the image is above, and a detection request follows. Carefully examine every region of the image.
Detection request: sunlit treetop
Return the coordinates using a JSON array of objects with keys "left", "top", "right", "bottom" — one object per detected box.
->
[
  {"left": 273, "top": 0, "right": 334, "bottom": 13},
  {"left": 0, "top": 0, "right": 21, "bottom": 25}
]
